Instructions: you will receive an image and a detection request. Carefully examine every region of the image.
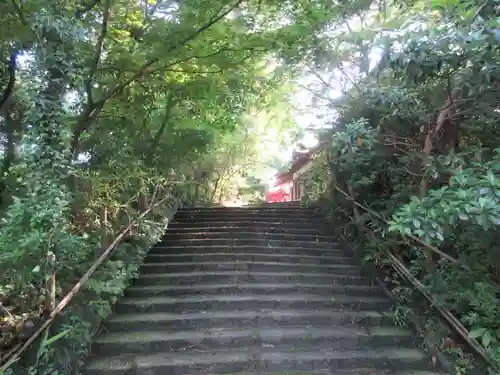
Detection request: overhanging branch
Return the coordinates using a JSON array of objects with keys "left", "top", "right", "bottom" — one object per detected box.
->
[
  {"left": 70, "top": 0, "right": 244, "bottom": 155},
  {"left": 0, "top": 50, "right": 17, "bottom": 113}
]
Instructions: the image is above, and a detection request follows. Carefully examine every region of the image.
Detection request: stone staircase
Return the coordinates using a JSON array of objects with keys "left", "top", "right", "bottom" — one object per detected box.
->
[{"left": 84, "top": 203, "right": 440, "bottom": 375}]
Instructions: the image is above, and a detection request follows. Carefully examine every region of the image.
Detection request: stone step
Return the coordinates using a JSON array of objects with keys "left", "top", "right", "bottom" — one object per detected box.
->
[
  {"left": 190, "top": 371, "right": 441, "bottom": 375},
  {"left": 138, "top": 261, "right": 361, "bottom": 275},
  {"left": 92, "top": 326, "right": 414, "bottom": 356},
  {"left": 83, "top": 205, "right": 437, "bottom": 375},
  {"left": 125, "top": 283, "right": 383, "bottom": 298},
  {"left": 154, "top": 238, "right": 339, "bottom": 249},
  {"left": 131, "top": 271, "right": 370, "bottom": 287},
  {"left": 247, "top": 201, "right": 302, "bottom": 205},
  {"left": 247, "top": 201, "right": 302, "bottom": 206},
  {"left": 173, "top": 215, "right": 323, "bottom": 222},
  {"left": 172, "top": 216, "right": 325, "bottom": 223},
  {"left": 168, "top": 220, "right": 329, "bottom": 228},
  {"left": 174, "top": 210, "right": 319, "bottom": 218},
  {"left": 113, "top": 294, "right": 393, "bottom": 314},
  {"left": 146, "top": 245, "right": 347, "bottom": 257},
  {"left": 84, "top": 347, "right": 434, "bottom": 375},
  {"left": 178, "top": 206, "right": 311, "bottom": 214},
  {"left": 161, "top": 231, "right": 337, "bottom": 242},
  {"left": 104, "top": 308, "right": 395, "bottom": 332},
  {"left": 142, "top": 252, "right": 356, "bottom": 265},
  {"left": 166, "top": 226, "right": 329, "bottom": 235}
]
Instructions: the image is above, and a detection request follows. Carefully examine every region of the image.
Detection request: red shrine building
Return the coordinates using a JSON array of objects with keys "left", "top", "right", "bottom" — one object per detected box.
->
[{"left": 267, "top": 143, "right": 323, "bottom": 203}]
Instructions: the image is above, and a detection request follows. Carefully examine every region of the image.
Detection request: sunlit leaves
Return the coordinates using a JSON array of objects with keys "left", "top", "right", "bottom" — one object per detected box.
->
[
  {"left": 0, "top": 1, "right": 337, "bottom": 370},
  {"left": 297, "top": 0, "right": 500, "bottom": 371}
]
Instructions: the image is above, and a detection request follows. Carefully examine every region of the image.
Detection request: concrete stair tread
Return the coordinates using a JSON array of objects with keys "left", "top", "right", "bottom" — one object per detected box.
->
[
  {"left": 140, "top": 261, "right": 357, "bottom": 268},
  {"left": 107, "top": 309, "right": 393, "bottom": 324},
  {"left": 155, "top": 240, "right": 340, "bottom": 250},
  {"left": 163, "top": 231, "right": 335, "bottom": 237},
  {"left": 95, "top": 326, "right": 412, "bottom": 344},
  {"left": 136, "top": 271, "right": 365, "bottom": 279},
  {"left": 174, "top": 212, "right": 321, "bottom": 216},
  {"left": 157, "top": 240, "right": 339, "bottom": 248},
  {"left": 177, "top": 207, "right": 314, "bottom": 211},
  {"left": 114, "top": 293, "right": 392, "bottom": 314},
  {"left": 178, "top": 210, "right": 310, "bottom": 214},
  {"left": 104, "top": 309, "right": 395, "bottom": 333},
  {"left": 139, "top": 261, "right": 360, "bottom": 273},
  {"left": 131, "top": 271, "right": 371, "bottom": 287},
  {"left": 151, "top": 245, "right": 344, "bottom": 253},
  {"left": 118, "top": 294, "right": 388, "bottom": 306},
  {"left": 168, "top": 226, "right": 328, "bottom": 231},
  {"left": 138, "top": 266, "right": 361, "bottom": 276},
  {"left": 216, "top": 372, "right": 440, "bottom": 375},
  {"left": 172, "top": 218, "right": 327, "bottom": 223},
  {"left": 132, "top": 276, "right": 371, "bottom": 290},
  {"left": 85, "top": 348, "right": 432, "bottom": 371},
  {"left": 160, "top": 234, "right": 338, "bottom": 240},
  {"left": 144, "top": 252, "right": 354, "bottom": 261},
  {"left": 173, "top": 217, "right": 323, "bottom": 222},
  {"left": 168, "top": 221, "right": 328, "bottom": 227},
  {"left": 126, "top": 283, "right": 379, "bottom": 293}
]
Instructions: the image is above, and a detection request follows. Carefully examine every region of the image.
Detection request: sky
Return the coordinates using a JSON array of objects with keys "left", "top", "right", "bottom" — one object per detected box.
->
[{"left": 259, "top": 39, "right": 383, "bottom": 185}]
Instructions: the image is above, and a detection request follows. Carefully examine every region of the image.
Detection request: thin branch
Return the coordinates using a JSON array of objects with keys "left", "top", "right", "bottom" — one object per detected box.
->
[
  {"left": 0, "top": 303, "right": 13, "bottom": 318},
  {"left": 10, "top": 0, "right": 29, "bottom": 28},
  {"left": 165, "top": 67, "right": 224, "bottom": 74},
  {"left": 0, "top": 50, "right": 17, "bottom": 112},
  {"left": 70, "top": 0, "right": 244, "bottom": 154},
  {"left": 72, "top": 45, "right": 255, "bottom": 155},
  {"left": 76, "top": 0, "right": 101, "bottom": 19},
  {"left": 336, "top": 61, "right": 363, "bottom": 94},
  {"left": 306, "top": 64, "right": 336, "bottom": 91},
  {"left": 150, "top": 92, "right": 176, "bottom": 150},
  {"left": 85, "top": 0, "right": 111, "bottom": 106},
  {"left": 471, "top": 0, "right": 489, "bottom": 23},
  {"left": 101, "top": 0, "right": 243, "bottom": 101},
  {"left": 297, "top": 83, "right": 334, "bottom": 105}
]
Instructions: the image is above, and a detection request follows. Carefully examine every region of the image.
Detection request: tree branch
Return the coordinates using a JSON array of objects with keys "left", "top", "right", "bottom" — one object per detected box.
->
[
  {"left": 306, "top": 64, "right": 336, "bottom": 91},
  {"left": 297, "top": 83, "right": 334, "bottom": 105},
  {"left": 0, "top": 50, "right": 17, "bottom": 113},
  {"left": 76, "top": 0, "right": 101, "bottom": 19},
  {"left": 150, "top": 92, "right": 176, "bottom": 150},
  {"left": 85, "top": 0, "right": 111, "bottom": 107},
  {"left": 70, "top": 0, "right": 244, "bottom": 155}
]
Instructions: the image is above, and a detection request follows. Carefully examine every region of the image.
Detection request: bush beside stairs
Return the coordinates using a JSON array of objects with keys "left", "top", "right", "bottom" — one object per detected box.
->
[{"left": 83, "top": 202, "right": 441, "bottom": 375}]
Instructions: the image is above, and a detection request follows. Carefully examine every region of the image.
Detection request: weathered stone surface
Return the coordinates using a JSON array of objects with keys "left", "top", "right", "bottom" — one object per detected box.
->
[{"left": 83, "top": 203, "right": 440, "bottom": 375}]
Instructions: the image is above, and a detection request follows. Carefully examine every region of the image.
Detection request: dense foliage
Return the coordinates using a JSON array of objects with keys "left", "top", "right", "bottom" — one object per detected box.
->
[
  {"left": 300, "top": 0, "right": 500, "bottom": 374},
  {"left": 0, "top": 1, "right": 344, "bottom": 373},
  {"left": 2, "top": 0, "right": 500, "bottom": 374}
]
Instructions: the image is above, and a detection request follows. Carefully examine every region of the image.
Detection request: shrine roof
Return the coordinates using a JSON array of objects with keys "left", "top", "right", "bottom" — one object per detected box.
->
[{"left": 274, "top": 142, "right": 326, "bottom": 186}]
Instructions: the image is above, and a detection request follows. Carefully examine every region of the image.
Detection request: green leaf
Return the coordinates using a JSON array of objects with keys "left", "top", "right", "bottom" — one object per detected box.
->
[
  {"left": 468, "top": 327, "right": 486, "bottom": 339},
  {"left": 482, "top": 330, "right": 492, "bottom": 348},
  {"left": 478, "top": 197, "right": 487, "bottom": 208},
  {"left": 42, "top": 328, "right": 72, "bottom": 348}
]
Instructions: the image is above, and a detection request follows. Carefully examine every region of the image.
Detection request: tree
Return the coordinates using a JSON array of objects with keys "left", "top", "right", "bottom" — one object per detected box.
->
[
  {"left": 299, "top": 0, "right": 500, "bottom": 373},
  {"left": 0, "top": 0, "right": 346, "bottom": 373}
]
